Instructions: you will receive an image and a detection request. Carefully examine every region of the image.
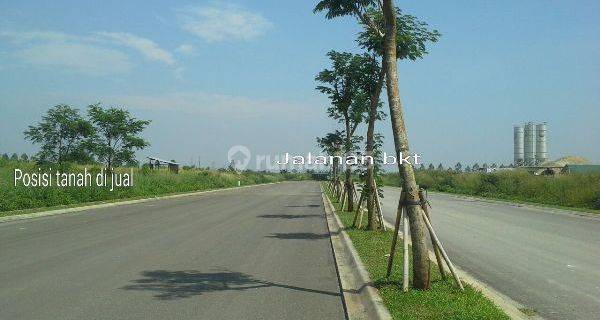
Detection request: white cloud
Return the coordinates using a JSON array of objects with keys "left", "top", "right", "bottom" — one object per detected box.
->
[
  {"left": 178, "top": 3, "right": 273, "bottom": 43},
  {"left": 20, "top": 43, "right": 134, "bottom": 76},
  {"left": 95, "top": 32, "right": 175, "bottom": 65},
  {"left": 0, "top": 30, "right": 176, "bottom": 75},
  {"left": 0, "top": 30, "right": 78, "bottom": 44},
  {"left": 176, "top": 44, "right": 196, "bottom": 55},
  {"left": 109, "top": 92, "right": 312, "bottom": 119}
]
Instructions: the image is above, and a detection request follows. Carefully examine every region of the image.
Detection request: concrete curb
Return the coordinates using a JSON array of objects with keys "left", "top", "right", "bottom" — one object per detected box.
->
[
  {"left": 379, "top": 218, "right": 544, "bottom": 320},
  {"left": 0, "top": 182, "right": 282, "bottom": 224},
  {"left": 321, "top": 186, "right": 392, "bottom": 320}
]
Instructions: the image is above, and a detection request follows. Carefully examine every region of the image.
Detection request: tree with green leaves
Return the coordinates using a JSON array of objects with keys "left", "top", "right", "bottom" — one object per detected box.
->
[
  {"left": 314, "top": 0, "right": 440, "bottom": 289},
  {"left": 317, "top": 130, "right": 345, "bottom": 185},
  {"left": 24, "top": 104, "right": 94, "bottom": 165},
  {"left": 428, "top": 163, "right": 435, "bottom": 170},
  {"left": 316, "top": 51, "right": 368, "bottom": 212},
  {"left": 437, "top": 163, "right": 444, "bottom": 171},
  {"left": 352, "top": 53, "right": 386, "bottom": 230},
  {"left": 455, "top": 162, "right": 462, "bottom": 172},
  {"left": 10, "top": 153, "right": 18, "bottom": 161},
  {"left": 1, "top": 154, "right": 8, "bottom": 160},
  {"left": 87, "top": 104, "right": 150, "bottom": 169}
]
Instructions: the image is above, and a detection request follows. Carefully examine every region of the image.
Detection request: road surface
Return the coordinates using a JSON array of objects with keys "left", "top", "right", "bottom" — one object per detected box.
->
[
  {"left": 380, "top": 186, "right": 600, "bottom": 320},
  {"left": 0, "top": 182, "right": 345, "bottom": 320}
]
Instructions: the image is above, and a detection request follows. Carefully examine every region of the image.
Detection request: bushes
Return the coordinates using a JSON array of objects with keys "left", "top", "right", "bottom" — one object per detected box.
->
[
  {"left": 383, "top": 170, "right": 600, "bottom": 211},
  {"left": 0, "top": 161, "right": 304, "bottom": 214}
]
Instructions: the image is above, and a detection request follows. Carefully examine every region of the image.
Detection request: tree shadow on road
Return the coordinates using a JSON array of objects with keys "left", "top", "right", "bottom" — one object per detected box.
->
[
  {"left": 265, "top": 232, "right": 332, "bottom": 240},
  {"left": 121, "top": 268, "right": 340, "bottom": 300},
  {"left": 284, "top": 204, "right": 321, "bottom": 208},
  {"left": 257, "top": 214, "right": 323, "bottom": 219}
]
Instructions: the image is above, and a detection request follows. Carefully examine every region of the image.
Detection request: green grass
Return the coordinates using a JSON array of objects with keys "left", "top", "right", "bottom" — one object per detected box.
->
[
  {"left": 382, "top": 170, "right": 600, "bottom": 212},
  {"left": 324, "top": 185, "right": 509, "bottom": 320},
  {"left": 0, "top": 159, "right": 307, "bottom": 215}
]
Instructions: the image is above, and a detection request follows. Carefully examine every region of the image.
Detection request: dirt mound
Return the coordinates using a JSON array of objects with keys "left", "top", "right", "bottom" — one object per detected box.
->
[{"left": 543, "top": 156, "right": 589, "bottom": 167}]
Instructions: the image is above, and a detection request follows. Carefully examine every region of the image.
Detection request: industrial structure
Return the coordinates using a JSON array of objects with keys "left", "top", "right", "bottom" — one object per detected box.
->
[
  {"left": 513, "top": 122, "right": 548, "bottom": 167},
  {"left": 513, "top": 126, "right": 524, "bottom": 166},
  {"left": 535, "top": 123, "right": 548, "bottom": 164}
]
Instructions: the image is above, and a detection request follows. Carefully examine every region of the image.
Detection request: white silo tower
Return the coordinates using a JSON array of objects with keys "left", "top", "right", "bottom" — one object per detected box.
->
[
  {"left": 524, "top": 122, "right": 536, "bottom": 166},
  {"left": 513, "top": 126, "right": 524, "bottom": 166},
  {"left": 535, "top": 122, "right": 548, "bottom": 165}
]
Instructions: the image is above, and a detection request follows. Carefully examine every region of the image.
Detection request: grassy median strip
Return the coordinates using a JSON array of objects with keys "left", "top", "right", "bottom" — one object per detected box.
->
[{"left": 324, "top": 187, "right": 509, "bottom": 320}]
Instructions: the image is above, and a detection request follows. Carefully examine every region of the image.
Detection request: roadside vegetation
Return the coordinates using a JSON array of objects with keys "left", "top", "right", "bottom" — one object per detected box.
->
[
  {"left": 382, "top": 170, "right": 600, "bottom": 211},
  {"left": 324, "top": 186, "right": 509, "bottom": 320},
  {"left": 2, "top": 102, "right": 312, "bottom": 216},
  {"left": 0, "top": 158, "right": 305, "bottom": 215}
]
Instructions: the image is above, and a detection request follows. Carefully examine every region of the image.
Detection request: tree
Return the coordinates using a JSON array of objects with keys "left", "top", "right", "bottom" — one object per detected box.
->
[
  {"left": 314, "top": 0, "right": 441, "bottom": 290},
  {"left": 20, "top": 153, "right": 29, "bottom": 161},
  {"left": 87, "top": 104, "right": 150, "bottom": 169},
  {"left": 465, "top": 165, "right": 471, "bottom": 172},
  {"left": 419, "top": 163, "right": 426, "bottom": 171},
  {"left": 10, "top": 153, "right": 18, "bottom": 161},
  {"left": 24, "top": 104, "right": 94, "bottom": 165},
  {"left": 317, "top": 130, "right": 345, "bottom": 184},
  {"left": 1, "top": 154, "right": 8, "bottom": 160},
  {"left": 455, "top": 162, "right": 462, "bottom": 172},
  {"left": 437, "top": 163, "right": 444, "bottom": 171},
  {"left": 316, "top": 51, "right": 368, "bottom": 212},
  {"left": 473, "top": 163, "right": 480, "bottom": 171},
  {"left": 354, "top": 53, "right": 386, "bottom": 230},
  {"left": 428, "top": 163, "right": 435, "bottom": 170}
]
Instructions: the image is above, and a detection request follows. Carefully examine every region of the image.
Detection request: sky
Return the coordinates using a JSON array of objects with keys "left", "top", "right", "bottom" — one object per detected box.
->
[{"left": 1, "top": 0, "right": 599, "bottom": 169}]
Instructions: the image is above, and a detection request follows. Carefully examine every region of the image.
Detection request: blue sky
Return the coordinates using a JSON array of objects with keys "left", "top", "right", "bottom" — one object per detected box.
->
[{"left": 1, "top": 0, "right": 599, "bottom": 168}]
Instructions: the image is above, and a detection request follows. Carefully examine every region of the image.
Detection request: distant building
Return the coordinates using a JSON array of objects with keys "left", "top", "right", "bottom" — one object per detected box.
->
[{"left": 147, "top": 157, "right": 179, "bottom": 174}]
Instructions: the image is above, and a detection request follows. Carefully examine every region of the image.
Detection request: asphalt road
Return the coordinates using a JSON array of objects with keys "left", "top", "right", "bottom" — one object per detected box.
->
[
  {"left": 0, "top": 182, "right": 345, "bottom": 320},
  {"left": 379, "top": 186, "right": 600, "bottom": 320}
]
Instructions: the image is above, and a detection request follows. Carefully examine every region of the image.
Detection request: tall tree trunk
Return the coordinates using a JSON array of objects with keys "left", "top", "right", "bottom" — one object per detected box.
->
[
  {"left": 332, "top": 156, "right": 339, "bottom": 193},
  {"left": 382, "top": 0, "right": 430, "bottom": 290},
  {"left": 344, "top": 126, "right": 354, "bottom": 212},
  {"left": 366, "top": 67, "right": 385, "bottom": 231}
]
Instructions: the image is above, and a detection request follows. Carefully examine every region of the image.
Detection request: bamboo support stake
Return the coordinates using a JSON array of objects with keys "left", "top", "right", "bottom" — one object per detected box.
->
[
  {"left": 356, "top": 185, "right": 366, "bottom": 228},
  {"left": 386, "top": 188, "right": 403, "bottom": 277},
  {"left": 373, "top": 180, "right": 387, "bottom": 231},
  {"left": 352, "top": 183, "right": 359, "bottom": 203},
  {"left": 402, "top": 208, "right": 409, "bottom": 292},
  {"left": 340, "top": 183, "right": 348, "bottom": 211},
  {"left": 421, "top": 210, "right": 464, "bottom": 290},
  {"left": 418, "top": 189, "right": 446, "bottom": 280},
  {"left": 357, "top": 204, "right": 365, "bottom": 229},
  {"left": 356, "top": 187, "right": 365, "bottom": 211},
  {"left": 352, "top": 189, "right": 366, "bottom": 227}
]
